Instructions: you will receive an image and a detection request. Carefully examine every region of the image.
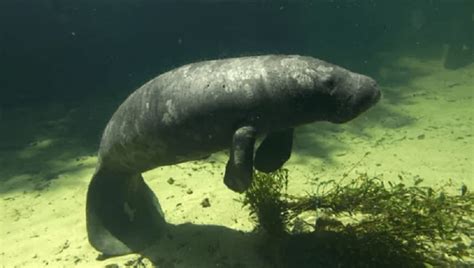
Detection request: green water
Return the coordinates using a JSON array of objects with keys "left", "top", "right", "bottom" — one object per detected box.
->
[{"left": 0, "top": 1, "right": 472, "bottom": 267}]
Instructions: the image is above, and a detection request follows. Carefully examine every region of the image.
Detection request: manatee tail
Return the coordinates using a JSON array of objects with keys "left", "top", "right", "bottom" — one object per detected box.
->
[{"left": 86, "top": 167, "right": 166, "bottom": 255}]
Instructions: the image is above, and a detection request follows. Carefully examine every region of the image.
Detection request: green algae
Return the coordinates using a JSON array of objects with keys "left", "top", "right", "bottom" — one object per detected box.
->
[{"left": 242, "top": 168, "right": 474, "bottom": 267}]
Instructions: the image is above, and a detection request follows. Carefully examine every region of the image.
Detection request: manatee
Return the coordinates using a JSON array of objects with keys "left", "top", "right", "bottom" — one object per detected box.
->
[{"left": 86, "top": 55, "right": 381, "bottom": 255}]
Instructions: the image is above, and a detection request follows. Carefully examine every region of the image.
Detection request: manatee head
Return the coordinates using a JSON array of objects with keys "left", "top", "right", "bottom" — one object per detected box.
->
[
  {"left": 296, "top": 60, "right": 381, "bottom": 124},
  {"left": 325, "top": 68, "right": 381, "bottom": 123}
]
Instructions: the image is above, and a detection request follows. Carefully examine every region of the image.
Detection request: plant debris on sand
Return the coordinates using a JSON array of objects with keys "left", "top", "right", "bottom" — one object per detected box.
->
[{"left": 242, "top": 169, "right": 474, "bottom": 267}]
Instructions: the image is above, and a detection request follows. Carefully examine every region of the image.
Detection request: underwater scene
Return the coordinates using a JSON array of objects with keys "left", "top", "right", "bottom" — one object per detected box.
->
[{"left": 0, "top": 1, "right": 473, "bottom": 267}]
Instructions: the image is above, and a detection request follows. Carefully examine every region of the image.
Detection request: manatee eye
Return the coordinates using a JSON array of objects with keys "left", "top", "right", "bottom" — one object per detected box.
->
[{"left": 324, "top": 77, "right": 336, "bottom": 89}]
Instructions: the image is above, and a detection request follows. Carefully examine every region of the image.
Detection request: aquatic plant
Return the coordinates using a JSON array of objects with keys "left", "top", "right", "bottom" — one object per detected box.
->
[
  {"left": 242, "top": 168, "right": 290, "bottom": 237},
  {"left": 242, "top": 169, "right": 474, "bottom": 267}
]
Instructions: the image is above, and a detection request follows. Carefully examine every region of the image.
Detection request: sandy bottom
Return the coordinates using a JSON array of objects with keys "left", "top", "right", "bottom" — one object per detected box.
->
[{"left": 0, "top": 55, "right": 472, "bottom": 267}]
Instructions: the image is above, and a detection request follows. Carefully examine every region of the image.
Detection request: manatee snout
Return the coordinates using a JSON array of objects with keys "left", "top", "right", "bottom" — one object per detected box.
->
[
  {"left": 331, "top": 74, "right": 381, "bottom": 123},
  {"left": 351, "top": 75, "right": 381, "bottom": 114}
]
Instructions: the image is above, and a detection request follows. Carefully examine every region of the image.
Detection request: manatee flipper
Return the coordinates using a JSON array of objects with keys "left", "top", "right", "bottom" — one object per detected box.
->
[
  {"left": 254, "top": 128, "right": 294, "bottom": 173},
  {"left": 224, "top": 126, "right": 257, "bottom": 193},
  {"left": 86, "top": 167, "right": 166, "bottom": 255}
]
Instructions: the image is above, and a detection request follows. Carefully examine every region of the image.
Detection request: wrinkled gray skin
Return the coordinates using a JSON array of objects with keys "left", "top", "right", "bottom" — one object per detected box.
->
[{"left": 86, "top": 55, "right": 381, "bottom": 256}]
